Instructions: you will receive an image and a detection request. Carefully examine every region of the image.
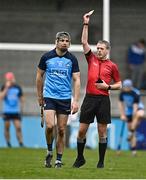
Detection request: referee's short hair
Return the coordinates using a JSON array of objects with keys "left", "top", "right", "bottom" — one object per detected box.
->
[
  {"left": 56, "top": 31, "right": 71, "bottom": 41},
  {"left": 98, "top": 40, "right": 111, "bottom": 50}
]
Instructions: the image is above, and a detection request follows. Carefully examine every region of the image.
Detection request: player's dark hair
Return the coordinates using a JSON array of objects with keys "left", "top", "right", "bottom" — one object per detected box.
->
[{"left": 56, "top": 31, "right": 71, "bottom": 41}]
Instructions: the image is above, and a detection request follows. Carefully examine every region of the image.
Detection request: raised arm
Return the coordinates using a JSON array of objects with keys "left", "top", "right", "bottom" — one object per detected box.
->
[
  {"left": 36, "top": 68, "right": 45, "bottom": 106},
  {"left": 81, "top": 10, "right": 94, "bottom": 54},
  {"left": 0, "top": 81, "right": 11, "bottom": 100}
]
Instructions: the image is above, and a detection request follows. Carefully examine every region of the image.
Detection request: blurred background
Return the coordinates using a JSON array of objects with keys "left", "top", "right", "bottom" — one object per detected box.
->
[{"left": 0, "top": 0, "right": 146, "bottom": 149}]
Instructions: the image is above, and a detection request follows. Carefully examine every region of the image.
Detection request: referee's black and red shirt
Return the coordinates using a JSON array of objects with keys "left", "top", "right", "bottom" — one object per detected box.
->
[{"left": 85, "top": 50, "right": 121, "bottom": 96}]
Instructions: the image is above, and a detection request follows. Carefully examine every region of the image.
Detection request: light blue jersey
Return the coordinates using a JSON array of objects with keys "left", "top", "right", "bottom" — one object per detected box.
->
[
  {"left": 1, "top": 84, "right": 23, "bottom": 114},
  {"left": 38, "top": 49, "right": 79, "bottom": 100},
  {"left": 119, "top": 88, "right": 144, "bottom": 116},
  {"left": 133, "top": 88, "right": 144, "bottom": 110}
]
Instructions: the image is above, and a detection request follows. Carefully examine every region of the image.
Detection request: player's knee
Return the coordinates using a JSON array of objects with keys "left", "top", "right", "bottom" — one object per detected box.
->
[
  {"left": 5, "top": 125, "right": 10, "bottom": 132},
  {"left": 46, "top": 126, "right": 53, "bottom": 133},
  {"left": 58, "top": 127, "right": 65, "bottom": 137},
  {"left": 45, "top": 122, "right": 54, "bottom": 130},
  {"left": 16, "top": 127, "right": 21, "bottom": 133},
  {"left": 5, "top": 127, "right": 9, "bottom": 132}
]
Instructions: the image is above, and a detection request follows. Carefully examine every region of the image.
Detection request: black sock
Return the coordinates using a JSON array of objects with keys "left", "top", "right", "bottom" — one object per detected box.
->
[
  {"left": 77, "top": 138, "right": 86, "bottom": 159},
  {"left": 47, "top": 143, "right": 53, "bottom": 152},
  {"left": 19, "top": 142, "right": 24, "bottom": 147},
  {"left": 56, "top": 153, "right": 62, "bottom": 161},
  {"left": 131, "top": 146, "right": 136, "bottom": 151},
  {"left": 98, "top": 137, "right": 107, "bottom": 164},
  {"left": 47, "top": 137, "right": 54, "bottom": 152},
  {"left": 7, "top": 141, "right": 11, "bottom": 148}
]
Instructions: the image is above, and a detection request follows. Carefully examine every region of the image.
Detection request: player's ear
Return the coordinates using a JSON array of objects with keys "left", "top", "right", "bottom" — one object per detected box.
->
[
  {"left": 55, "top": 39, "right": 58, "bottom": 45},
  {"left": 69, "top": 40, "right": 71, "bottom": 46}
]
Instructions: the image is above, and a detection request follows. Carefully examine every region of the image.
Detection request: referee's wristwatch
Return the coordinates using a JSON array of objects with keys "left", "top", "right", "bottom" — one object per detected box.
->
[{"left": 107, "top": 85, "right": 111, "bottom": 90}]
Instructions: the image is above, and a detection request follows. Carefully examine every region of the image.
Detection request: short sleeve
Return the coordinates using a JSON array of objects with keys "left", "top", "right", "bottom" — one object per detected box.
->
[
  {"left": 72, "top": 56, "right": 80, "bottom": 73},
  {"left": 38, "top": 54, "right": 47, "bottom": 71},
  {"left": 112, "top": 63, "right": 121, "bottom": 82},
  {"left": 85, "top": 50, "right": 95, "bottom": 63},
  {"left": 17, "top": 85, "right": 23, "bottom": 97}
]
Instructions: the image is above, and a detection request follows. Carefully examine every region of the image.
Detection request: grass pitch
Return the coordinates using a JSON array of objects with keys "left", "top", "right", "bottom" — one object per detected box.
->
[{"left": 0, "top": 148, "right": 146, "bottom": 179}]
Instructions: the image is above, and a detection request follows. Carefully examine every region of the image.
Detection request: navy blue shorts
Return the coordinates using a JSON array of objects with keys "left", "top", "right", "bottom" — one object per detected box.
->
[
  {"left": 44, "top": 98, "right": 71, "bottom": 115},
  {"left": 126, "top": 115, "right": 132, "bottom": 123},
  {"left": 3, "top": 113, "right": 21, "bottom": 121}
]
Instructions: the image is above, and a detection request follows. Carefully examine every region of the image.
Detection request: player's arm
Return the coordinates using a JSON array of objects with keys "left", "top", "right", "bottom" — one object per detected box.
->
[
  {"left": 133, "top": 103, "right": 138, "bottom": 116},
  {"left": 81, "top": 10, "right": 94, "bottom": 54},
  {"left": 71, "top": 72, "right": 80, "bottom": 114},
  {"left": 118, "top": 101, "right": 127, "bottom": 121},
  {"left": 0, "top": 81, "right": 11, "bottom": 100},
  {"left": 36, "top": 68, "right": 45, "bottom": 106}
]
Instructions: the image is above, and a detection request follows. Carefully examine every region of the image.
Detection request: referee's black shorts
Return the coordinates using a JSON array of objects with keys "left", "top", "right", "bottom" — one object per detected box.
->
[{"left": 80, "top": 94, "right": 111, "bottom": 124}]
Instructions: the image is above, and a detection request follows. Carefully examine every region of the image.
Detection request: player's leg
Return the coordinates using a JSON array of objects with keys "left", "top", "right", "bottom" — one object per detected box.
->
[
  {"left": 127, "top": 121, "right": 136, "bottom": 155},
  {"left": 131, "top": 109, "right": 144, "bottom": 132},
  {"left": 97, "top": 123, "right": 108, "bottom": 168},
  {"left": 55, "top": 113, "right": 68, "bottom": 168},
  {"left": 44, "top": 109, "right": 56, "bottom": 168},
  {"left": 130, "top": 109, "right": 144, "bottom": 156},
  {"left": 4, "top": 119, "right": 11, "bottom": 147},
  {"left": 13, "top": 116, "right": 24, "bottom": 147}
]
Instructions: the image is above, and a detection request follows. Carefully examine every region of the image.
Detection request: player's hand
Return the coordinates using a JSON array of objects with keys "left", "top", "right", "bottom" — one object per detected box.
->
[
  {"left": 37, "top": 96, "right": 44, "bottom": 107},
  {"left": 120, "top": 115, "right": 127, "bottom": 121},
  {"left": 5, "top": 81, "right": 12, "bottom": 89},
  {"left": 95, "top": 80, "right": 109, "bottom": 90},
  {"left": 71, "top": 100, "right": 79, "bottom": 114},
  {"left": 83, "top": 10, "right": 94, "bottom": 24}
]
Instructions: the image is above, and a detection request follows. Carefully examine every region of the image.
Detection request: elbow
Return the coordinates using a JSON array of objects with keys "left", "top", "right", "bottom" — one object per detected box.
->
[{"left": 81, "top": 40, "right": 87, "bottom": 46}]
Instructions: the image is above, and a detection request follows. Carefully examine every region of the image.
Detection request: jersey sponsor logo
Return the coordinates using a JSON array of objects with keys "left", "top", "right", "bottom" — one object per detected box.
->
[{"left": 49, "top": 68, "right": 68, "bottom": 77}]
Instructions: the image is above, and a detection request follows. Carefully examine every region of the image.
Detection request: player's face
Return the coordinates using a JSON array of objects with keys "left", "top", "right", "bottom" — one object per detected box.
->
[
  {"left": 123, "top": 87, "right": 132, "bottom": 92},
  {"left": 96, "top": 43, "right": 109, "bottom": 60},
  {"left": 56, "top": 38, "right": 70, "bottom": 52}
]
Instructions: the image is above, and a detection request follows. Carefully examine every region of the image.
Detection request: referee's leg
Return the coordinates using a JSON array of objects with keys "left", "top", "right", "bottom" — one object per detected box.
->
[
  {"left": 97, "top": 123, "right": 108, "bottom": 168},
  {"left": 72, "top": 123, "right": 89, "bottom": 168}
]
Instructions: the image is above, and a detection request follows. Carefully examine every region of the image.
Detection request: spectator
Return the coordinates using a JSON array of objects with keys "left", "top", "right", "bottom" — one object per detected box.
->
[
  {"left": 127, "top": 39, "right": 146, "bottom": 89},
  {"left": 0, "top": 72, "right": 24, "bottom": 147}
]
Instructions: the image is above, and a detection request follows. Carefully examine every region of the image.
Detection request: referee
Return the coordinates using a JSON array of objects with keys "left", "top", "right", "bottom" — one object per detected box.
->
[
  {"left": 72, "top": 11, "right": 122, "bottom": 168},
  {"left": 36, "top": 32, "right": 80, "bottom": 168}
]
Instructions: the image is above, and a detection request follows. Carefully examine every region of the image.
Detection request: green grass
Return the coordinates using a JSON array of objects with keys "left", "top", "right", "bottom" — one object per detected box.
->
[{"left": 0, "top": 148, "right": 146, "bottom": 179}]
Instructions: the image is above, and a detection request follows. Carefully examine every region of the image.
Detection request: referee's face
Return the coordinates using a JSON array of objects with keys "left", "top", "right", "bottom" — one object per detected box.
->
[
  {"left": 56, "top": 37, "right": 70, "bottom": 52},
  {"left": 96, "top": 43, "right": 109, "bottom": 60}
]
